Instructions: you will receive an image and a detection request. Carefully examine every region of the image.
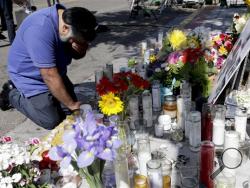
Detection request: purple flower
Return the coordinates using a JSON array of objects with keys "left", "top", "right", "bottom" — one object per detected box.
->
[
  {"left": 48, "top": 146, "right": 68, "bottom": 161},
  {"left": 77, "top": 151, "right": 95, "bottom": 168},
  {"left": 48, "top": 111, "right": 121, "bottom": 170}
]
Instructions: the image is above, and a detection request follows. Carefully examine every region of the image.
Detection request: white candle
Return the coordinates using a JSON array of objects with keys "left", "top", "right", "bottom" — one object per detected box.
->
[
  {"left": 235, "top": 116, "right": 247, "bottom": 141},
  {"left": 223, "top": 131, "right": 240, "bottom": 170},
  {"left": 224, "top": 131, "right": 240, "bottom": 149},
  {"left": 155, "top": 124, "right": 164, "bottom": 137},
  {"left": 148, "top": 171, "right": 163, "bottom": 188},
  {"left": 138, "top": 152, "right": 151, "bottom": 176},
  {"left": 142, "top": 92, "right": 153, "bottom": 127},
  {"left": 177, "top": 96, "right": 185, "bottom": 129},
  {"left": 212, "top": 119, "right": 225, "bottom": 146},
  {"left": 158, "top": 115, "right": 171, "bottom": 131}
]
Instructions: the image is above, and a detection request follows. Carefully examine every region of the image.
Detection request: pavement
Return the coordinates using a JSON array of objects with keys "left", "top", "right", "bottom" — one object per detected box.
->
[{"left": 0, "top": 0, "right": 247, "bottom": 143}]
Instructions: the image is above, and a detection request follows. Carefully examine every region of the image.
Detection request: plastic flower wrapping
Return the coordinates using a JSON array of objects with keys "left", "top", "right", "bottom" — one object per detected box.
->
[
  {"left": 0, "top": 136, "right": 44, "bottom": 187},
  {"left": 96, "top": 72, "right": 150, "bottom": 117}
]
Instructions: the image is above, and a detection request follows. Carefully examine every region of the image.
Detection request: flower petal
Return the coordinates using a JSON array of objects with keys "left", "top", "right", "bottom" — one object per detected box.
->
[
  {"left": 62, "top": 139, "right": 77, "bottom": 153},
  {"left": 77, "top": 151, "right": 95, "bottom": 168},
  {"left": 60, "top": 155, "right": 72, "bottom": 169},
  {"left": 48, "top": 147, "right": 64, "bottom": 161},
  {"left": 97, "top": 148, "right": 114, "bottom": 161}
]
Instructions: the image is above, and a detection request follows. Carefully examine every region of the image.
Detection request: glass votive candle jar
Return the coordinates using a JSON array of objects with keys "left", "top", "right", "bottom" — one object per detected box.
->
[
  {"left": 189, "top": 111, "right": 201, "bottom": 152},
  {"left": 138, "top": 138, "right": 151, "bottom": 176},
  {"left": 171, "top": 123, "right": 184, "bottom": 142},
  {"left": 180, "top": 166, "right": 199, "bottom": 188},
  {"left": 161, "top": 159, "right": 172, "bottom": 188},
  {"left": 95, "top": 68, "right": 104, "bottom": 85},
  {"left": 163, "top": 95, "right": 177, "bottom": 119},
  {"left": 134, "top": 174, "right": 148, "bottom": 188},
  {"left": 215, "top": 173, "right": 236, "bottom": 188},
  {"left": 147, "top": 160, "right": 163, "bottom": 188}
]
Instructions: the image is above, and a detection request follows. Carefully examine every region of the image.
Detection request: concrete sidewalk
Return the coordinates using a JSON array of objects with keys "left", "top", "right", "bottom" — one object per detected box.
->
[{"left": 0, "top": 4, "right": 247, "bottom": 143}]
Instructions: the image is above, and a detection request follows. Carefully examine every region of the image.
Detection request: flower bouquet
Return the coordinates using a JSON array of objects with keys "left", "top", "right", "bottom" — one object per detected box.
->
[
  {"left": 209, "top": 33, "right": 234, "bottom": 69},
  {"left": 232, "top": 12, "right": 250, "bottom": 35},
  {"left": 149, "top": 28, "right": 213, "bottom": 97},
  {"left": 96, "top": 72, "right": 150, "bottom": 119},
  {"left": 0, "top": 136, "right": 45, "bottom": 188},
  {"left": 48, "top": 112, "right": 121, "bottom": 188}
]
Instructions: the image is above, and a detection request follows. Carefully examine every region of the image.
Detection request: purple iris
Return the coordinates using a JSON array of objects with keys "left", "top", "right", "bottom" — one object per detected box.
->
[{"left": 48, "top": 111, "right": 121, "bottom": 169}]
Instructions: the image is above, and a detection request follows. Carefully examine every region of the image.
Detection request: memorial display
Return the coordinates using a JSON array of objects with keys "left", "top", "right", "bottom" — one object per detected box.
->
[{"left": 2, "top": 8, "right": 250, "bottom": 188}]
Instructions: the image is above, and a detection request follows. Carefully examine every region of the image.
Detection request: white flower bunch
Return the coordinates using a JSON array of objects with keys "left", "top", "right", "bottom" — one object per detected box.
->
[
  {"left": 191, "top": 26, "right": 212, "bottom": 48},
  {"left": 0, "top": 143, "right": 31, "bottom": 171},
  {"left": 0, "top": 137, "right": 44, "bottom": 187},
  {"left": 233, "top": 13, "right": 250, "bottom": 34},
  {"left": 0, "top": 172, "right": 22, "bottom": 188}
]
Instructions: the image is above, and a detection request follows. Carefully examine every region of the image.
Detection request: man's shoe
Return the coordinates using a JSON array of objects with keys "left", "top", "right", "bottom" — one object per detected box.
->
[
  {"left": 2, "top": 80, "right": 15, "bottom": 91},
  {"left": 0, "top": 81, "right": 15, "bottom": 111}
]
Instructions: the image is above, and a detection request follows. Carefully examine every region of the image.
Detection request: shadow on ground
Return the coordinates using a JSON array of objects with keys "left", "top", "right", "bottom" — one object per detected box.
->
[{"left": 91, "top": 7, "right": 195, "bottom": 49}]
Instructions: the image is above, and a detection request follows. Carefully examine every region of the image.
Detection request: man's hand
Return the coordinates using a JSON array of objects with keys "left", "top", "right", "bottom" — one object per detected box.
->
[
  {"left": 40, "top": 67, "right": 80, "bottom": 111},
  {"left": 68, "top": 101, "right": 81, "bottom": 111}
]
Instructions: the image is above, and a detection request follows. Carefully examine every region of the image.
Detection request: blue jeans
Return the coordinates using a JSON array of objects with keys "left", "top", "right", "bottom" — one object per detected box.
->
[
  {"left": 0, "top": 0, "right": 15, "bottom": 43},
  {"left": 9, "top": 76, "right": 77, "bottom": 130}
]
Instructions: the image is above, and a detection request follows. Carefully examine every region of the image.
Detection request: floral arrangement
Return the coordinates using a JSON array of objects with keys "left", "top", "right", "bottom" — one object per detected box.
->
[
  {"left": 48, "top": 112, "right": 121, "bottom": 188},
  {"left": 96, "top": 72, "right": 150, "bottom": 118},
  {"left": 209, "top": 33, "right": 233, "bottom": 69},
  {"left": 148, "top": 27, "right": 214, "bottom": 97},
  {"left": 0, "top": 136, "right": 46, "bottom": 188},
  {"left": 232, "top": 12, "right": 250, "bottom": 34}
]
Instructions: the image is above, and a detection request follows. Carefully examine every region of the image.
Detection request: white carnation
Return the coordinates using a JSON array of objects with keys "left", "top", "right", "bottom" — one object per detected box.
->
[
  {"left": 12, "top": 173, "right": 22, "bottom": 183},
  {"left": 15, "top": 155, "right": 25, "bottom": 165},
  {"left": 6, "top": 183, "right": 13, "bottom": 188},
  {"left": 1, "top": 177, "right": 13, "bottom": 184}
]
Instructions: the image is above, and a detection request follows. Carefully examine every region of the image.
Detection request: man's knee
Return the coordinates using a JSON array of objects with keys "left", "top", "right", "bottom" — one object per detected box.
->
[{"left": 36, "top": 116, "right": 62, "bottom": 130}]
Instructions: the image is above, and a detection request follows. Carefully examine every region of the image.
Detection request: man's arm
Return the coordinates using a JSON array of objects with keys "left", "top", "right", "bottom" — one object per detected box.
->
[{"left": 40, "top": 67, "right": 81, "bottom": 111}]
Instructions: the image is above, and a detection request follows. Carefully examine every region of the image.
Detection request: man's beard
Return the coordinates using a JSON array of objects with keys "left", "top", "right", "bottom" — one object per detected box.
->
[{"left": 59, "top": 31, "right": 85, "bottom": 60}]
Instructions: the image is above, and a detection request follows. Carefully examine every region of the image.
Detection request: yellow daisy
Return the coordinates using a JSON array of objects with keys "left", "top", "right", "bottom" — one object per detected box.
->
[
  {"left": 218, "top": 45, "right": 228, "bottom": 56},
  {"left": 149, "top": 55, "right": 157, "bottom": 63},
  {"left": 99, "top": 92, "right": 124, "bottom": 116},
  {"left": 168, "top": 29, "right": 187, "bottom": 50}
]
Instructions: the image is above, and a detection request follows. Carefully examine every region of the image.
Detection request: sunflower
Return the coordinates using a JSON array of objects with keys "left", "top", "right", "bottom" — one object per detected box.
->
[
  {"left": 168, "top": 29, "right": 187, "bottom": 50},
  {"left": 99, "top": 92, "right": 124, "bottom": 116}
]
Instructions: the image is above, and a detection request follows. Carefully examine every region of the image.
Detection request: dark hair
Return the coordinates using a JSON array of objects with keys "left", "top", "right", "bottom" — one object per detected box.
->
[{"left": 62, "top": 7, "right": 97, "bottom": 42}]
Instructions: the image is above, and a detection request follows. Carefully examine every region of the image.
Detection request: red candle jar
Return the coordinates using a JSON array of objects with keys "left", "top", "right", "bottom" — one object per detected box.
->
[
  {"left": 201, "top": 103, "right": 213, "bottom": 141},
  {"left": 199, "top": 141, "right": 215, "bottom": 188}
]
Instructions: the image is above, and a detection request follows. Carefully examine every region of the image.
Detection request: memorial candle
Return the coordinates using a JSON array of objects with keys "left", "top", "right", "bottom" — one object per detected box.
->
[
  {"left": 235, "top": 107, "right": 248, "bottom": 141},
  {"left": 200, "top": 141, "right": 215, "bottom": 188},
  {"left": 201, "top": 103, "right": 213, "bottom": 141},
  {"left": 212, "top": 105, "right": 226, "bottom": 146}
]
